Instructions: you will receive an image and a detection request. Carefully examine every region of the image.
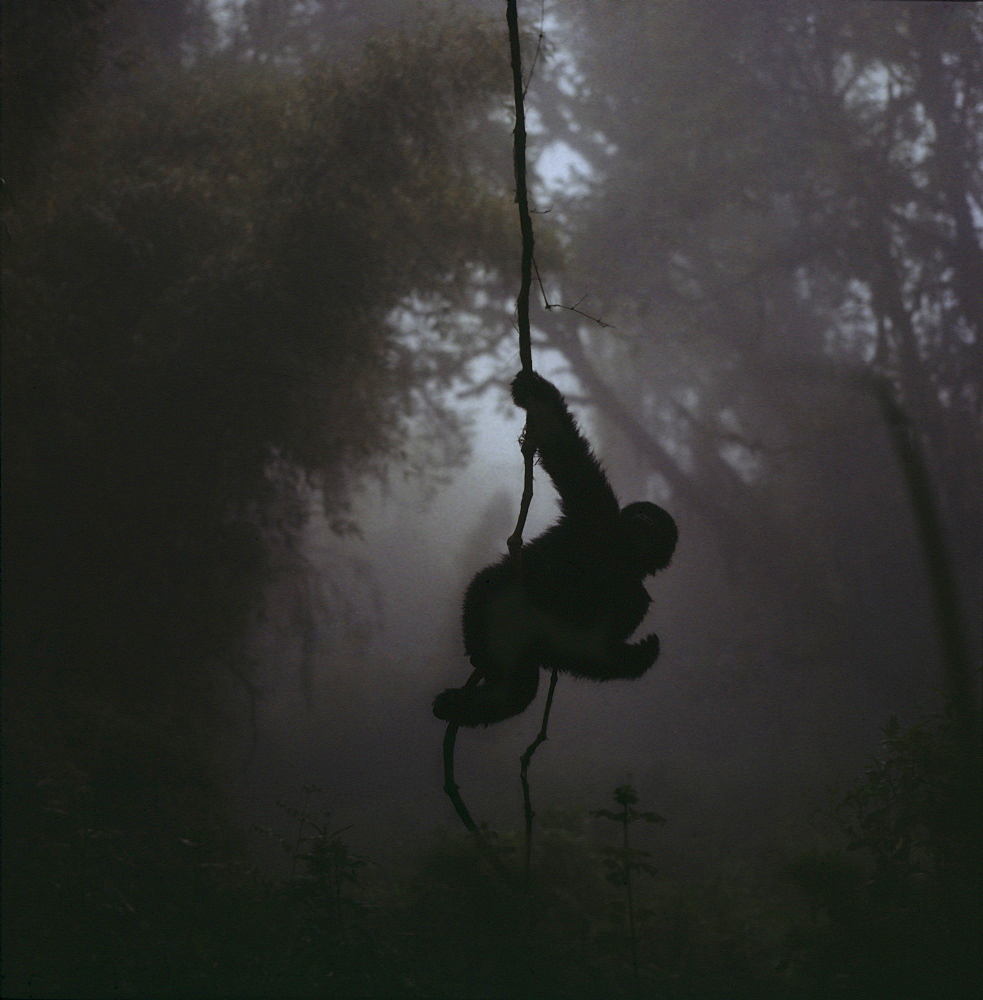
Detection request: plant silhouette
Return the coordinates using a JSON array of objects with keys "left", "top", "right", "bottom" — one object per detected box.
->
[{"left": 591, "top": 783, "right": 665, "bottom": 988}]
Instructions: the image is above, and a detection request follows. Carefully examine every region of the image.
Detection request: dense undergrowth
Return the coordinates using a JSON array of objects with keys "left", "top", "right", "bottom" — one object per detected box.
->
[{"left": 4, "top": 713, "right": 980, "bottom": 999}]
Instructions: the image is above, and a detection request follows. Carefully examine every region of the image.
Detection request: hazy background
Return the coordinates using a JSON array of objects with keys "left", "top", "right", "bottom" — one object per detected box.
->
[{"left": 4, "top": 2, "right": 980, "bottom": 997}]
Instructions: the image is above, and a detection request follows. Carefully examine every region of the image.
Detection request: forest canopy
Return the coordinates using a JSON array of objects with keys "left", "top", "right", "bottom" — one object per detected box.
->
[{"left": 3, "top": 2, "right": 517, "bottom": 720}]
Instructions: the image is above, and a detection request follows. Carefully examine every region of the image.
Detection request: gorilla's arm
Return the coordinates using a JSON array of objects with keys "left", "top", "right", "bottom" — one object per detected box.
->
[
  {"left": 512, "top": 370, "right": 620, "bottom": 525},
  {"left": 548, "top": 633, "right": 661, "bottom": 681}
]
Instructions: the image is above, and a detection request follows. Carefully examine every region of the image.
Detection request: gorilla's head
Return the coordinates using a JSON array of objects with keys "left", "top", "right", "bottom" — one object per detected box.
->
[{"left": 620, "top": 501, "right": 678, "bottom": 577}]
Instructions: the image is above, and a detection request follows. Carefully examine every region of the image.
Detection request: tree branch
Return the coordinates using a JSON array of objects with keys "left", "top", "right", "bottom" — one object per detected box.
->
[{"left": 535, "top": 260, "right": 615, "bottom": 329}]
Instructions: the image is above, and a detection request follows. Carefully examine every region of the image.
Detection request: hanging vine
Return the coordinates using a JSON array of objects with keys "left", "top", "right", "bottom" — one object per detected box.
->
[
  {"left": 441, "top": 0, "right": 550, "bottom": 879},
  {"left": 505, "top": 0, "right": 538, "bottom": 560}
]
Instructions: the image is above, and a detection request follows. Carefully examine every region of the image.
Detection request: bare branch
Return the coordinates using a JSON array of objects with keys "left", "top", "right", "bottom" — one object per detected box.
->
[{"left": 534, "top": 259, "right": 615, "bottom": 329}]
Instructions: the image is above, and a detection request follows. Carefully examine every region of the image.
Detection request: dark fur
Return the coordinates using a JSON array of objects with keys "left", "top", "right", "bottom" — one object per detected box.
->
[{"left": 433, "top": 370, "right": 677, "bottom": 727}]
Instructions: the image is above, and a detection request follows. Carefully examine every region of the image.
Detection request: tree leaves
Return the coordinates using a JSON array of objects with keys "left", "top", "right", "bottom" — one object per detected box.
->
[{"left": 3, "top": 8, "right": 515, "bottom": 746}]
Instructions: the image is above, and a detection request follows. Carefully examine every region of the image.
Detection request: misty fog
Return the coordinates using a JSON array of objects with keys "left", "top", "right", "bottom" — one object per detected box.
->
[
  {"left": 230, "top": 371, "right": 943, "bottom": 870},
  {"left": 4, "top": 2, "right": 980, "bottom": 998}
]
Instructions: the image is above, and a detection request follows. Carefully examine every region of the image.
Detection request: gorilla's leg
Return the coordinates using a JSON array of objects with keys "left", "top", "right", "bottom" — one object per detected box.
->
[{"left": 433, "top": 654, "right": 540, "bottom": 727}]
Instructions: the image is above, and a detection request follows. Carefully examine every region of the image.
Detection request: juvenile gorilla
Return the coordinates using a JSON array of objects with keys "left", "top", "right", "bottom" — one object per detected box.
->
[{"left": 433, "top": 370, "right": 677, "bottom": 727}]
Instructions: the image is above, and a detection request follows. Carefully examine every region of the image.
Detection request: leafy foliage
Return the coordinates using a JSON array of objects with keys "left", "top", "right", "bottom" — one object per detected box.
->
[
  {"left": 835, "top": 713, "right": 976, "bottom": 882},
  {"left": 261, "top": 785, "right": 371, "bottom": 938},
  {"left": 8, "top": 755, "right": 975, "bottom": 999},
  {"left": 3, "top": 13, "right": 514, "bottom": 729},
  {"left": 590, "top": 783, "right": 665, "bottom": 888},
  {"left": 787, "top": 712, "right": 982, "bottom": 997},
  {"left": 2, "top": 17, "right": 517, "bottom": 991},
  {"left": 590, "top": 783, "right": 666, "bottom": 987}
]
